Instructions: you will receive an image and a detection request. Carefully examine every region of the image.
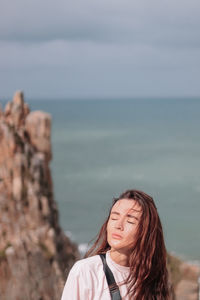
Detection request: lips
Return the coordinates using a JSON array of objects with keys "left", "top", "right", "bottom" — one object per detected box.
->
[{"left": 112, "top": 233, "right": 123, "bottom": 239}]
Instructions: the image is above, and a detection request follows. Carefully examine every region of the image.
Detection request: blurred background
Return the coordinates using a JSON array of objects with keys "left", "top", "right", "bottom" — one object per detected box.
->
[{"left": 1, "top": 0, "right": 200, "bottom": 261}]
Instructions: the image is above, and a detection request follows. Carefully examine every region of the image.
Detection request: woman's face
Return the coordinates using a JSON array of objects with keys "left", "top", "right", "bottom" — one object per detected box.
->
[{"left": 107, "top": 198, "right": 142, "bottom": 254}]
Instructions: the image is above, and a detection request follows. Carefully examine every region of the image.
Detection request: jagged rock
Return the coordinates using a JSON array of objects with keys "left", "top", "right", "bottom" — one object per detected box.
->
[
  {"left": 4, "top": 91, "right": 29, "bottom": 129},
  {"left": 0, "top": 92, "right": 79, "bottom": 300},
  {"left": 175, "top": 280, "right": 198, "bottom": 300},
  {"left": 25, "top": 111, "right": 52, "bottom": 161},
  {"left": 174, "top": 261, "right": 200, "bottom": 299},
  {"left": 167, "top": 253, "right": 200, "bottom": 299}
]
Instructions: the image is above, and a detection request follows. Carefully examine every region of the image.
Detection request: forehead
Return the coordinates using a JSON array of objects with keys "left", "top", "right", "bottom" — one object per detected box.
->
[{"left": 111, "top": 198, "right": 142, "bottom": 216}]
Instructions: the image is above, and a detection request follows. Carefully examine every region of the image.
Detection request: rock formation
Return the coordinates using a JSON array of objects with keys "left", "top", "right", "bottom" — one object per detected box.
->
[
  {"left": 167, "top": 254, "right": 200, "bottom": 300},
  {"left": 0, "top": 91, "right": 79, "bottom": 300}
]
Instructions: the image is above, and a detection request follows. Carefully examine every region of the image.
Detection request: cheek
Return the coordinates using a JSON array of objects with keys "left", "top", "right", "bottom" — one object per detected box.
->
[
  {"left": 106, "top": 221, "right": 112, "bottom": 236},
  {"left": 106, "top": 224, "right": 113, "bottom": 246},
  {"left": 125, "top": 226, "right": 137, "bottom": 241}
]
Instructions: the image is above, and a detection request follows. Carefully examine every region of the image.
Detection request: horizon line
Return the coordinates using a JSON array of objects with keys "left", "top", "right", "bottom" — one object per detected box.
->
[{"left": 1, "top": 95, "right": 200, "bottom": 102}]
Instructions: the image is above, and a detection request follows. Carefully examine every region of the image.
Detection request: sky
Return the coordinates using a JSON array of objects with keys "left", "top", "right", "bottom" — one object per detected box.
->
[{"left": 0, "top": 0, "right": 200, "bottom": 99}]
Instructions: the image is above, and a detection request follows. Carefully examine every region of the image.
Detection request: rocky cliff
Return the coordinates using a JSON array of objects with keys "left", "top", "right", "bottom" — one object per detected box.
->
[
  {"left": 0, "top": 92, "right": 79, "bottom": 300},
  {"left": 167, "top": 254, "right": 199, "bottom": 300}
]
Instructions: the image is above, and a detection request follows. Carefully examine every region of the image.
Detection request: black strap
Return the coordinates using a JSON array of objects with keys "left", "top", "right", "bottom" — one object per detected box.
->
[{"left": 99, "top": 253, "right": 122, "bottom": 300}]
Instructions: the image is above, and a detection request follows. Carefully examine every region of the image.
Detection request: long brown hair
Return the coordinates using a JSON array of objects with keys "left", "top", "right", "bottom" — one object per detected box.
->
[{"left": 85, "top": 189, "right": 170, "bottom": 300}]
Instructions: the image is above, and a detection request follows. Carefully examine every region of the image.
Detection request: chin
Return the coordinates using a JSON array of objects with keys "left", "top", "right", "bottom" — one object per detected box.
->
[{"left": 109, "top": 242, "right": 124, "bottom": 251}]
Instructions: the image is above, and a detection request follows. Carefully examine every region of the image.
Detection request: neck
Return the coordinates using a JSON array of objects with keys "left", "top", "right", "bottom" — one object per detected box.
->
[{"left": 109, "top": 249, "right": 130, "bottom": 267}]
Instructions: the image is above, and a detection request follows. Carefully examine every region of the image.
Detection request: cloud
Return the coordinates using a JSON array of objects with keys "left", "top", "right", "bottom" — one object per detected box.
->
[
  {"left": 1, "top": 0, "right": 200, "bottom": 48},
  {"left": 0, "top": 0, "right": 200, "bottom": 98}
]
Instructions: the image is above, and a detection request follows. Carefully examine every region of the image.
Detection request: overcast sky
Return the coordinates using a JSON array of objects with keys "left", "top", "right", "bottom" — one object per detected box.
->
[{"left": 0, "top": 0, "right": 200, "bottom": 99}]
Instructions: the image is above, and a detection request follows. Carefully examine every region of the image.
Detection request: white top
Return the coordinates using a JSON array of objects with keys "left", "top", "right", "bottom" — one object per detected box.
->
[{"left": 61, "top": 251, "right": 131, "bottom": 300}]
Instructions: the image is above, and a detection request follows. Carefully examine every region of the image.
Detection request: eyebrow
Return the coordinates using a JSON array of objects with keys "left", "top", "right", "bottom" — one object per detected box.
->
[{"left": 111, "top": 211, "right": 139, "bottom": 221}]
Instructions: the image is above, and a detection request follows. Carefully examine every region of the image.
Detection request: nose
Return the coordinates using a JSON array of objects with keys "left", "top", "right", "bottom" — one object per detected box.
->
[{"left": 115, "top": 218, "right": 124, "bottom": 230}]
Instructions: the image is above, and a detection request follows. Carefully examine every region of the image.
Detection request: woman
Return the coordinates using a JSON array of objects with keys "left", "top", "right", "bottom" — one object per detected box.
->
[{"left": 61, "top": 189, "right": 170, "bottom": 299}]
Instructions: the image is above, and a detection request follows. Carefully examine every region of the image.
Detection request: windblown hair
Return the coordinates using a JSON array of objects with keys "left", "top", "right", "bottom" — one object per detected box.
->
[{"left": 85, "top": 189, "right": 170, "bottom": 300}]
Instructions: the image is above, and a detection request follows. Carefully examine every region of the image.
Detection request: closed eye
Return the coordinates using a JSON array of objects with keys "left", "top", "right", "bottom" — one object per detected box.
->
[{"left": 127, "top": 221, "right": 135, "bottom": 224}]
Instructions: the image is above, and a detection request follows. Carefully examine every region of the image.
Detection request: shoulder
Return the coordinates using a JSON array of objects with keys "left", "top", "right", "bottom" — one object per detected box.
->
[
  {"left": 70, "top": 255, "right": 102, "bottom": 275},
  {"left": 61, "top": 255, "right": 109, "bottom": 299}
]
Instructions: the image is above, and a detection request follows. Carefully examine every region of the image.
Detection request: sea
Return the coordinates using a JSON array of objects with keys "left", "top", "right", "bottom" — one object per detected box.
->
[{"left": 1, "top": 97, "right": 200, "bottom": 262}]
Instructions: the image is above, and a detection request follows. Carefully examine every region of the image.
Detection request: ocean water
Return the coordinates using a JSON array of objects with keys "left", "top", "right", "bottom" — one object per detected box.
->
[{"left": 1, "top": 97, "right": 200, "bottom": 261}]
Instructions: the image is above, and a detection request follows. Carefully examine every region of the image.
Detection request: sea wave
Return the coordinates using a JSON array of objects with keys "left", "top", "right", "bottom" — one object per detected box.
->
[
  {"left": 64, "top": 231, "right": 89, "bottom": 257},
  {"left": 78, "top": 243, "right": 89, "bottom": 257}
]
